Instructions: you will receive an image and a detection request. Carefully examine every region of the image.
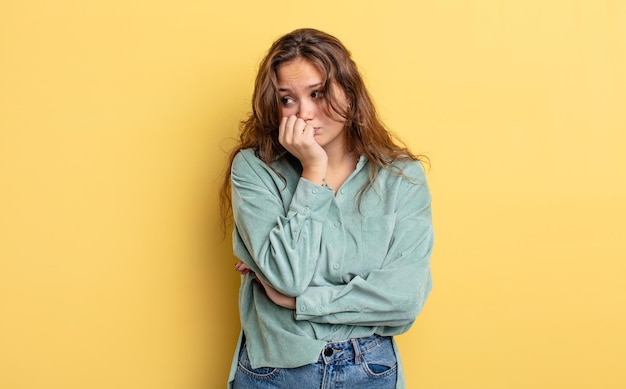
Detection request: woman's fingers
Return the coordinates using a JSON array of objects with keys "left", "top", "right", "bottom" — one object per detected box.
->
[
  {"left": 279, "top": 115, "right": 301, "bottom": 146},
  {"left": 278, "top": 116, "right": 289, "bottom": 145},
  {"left": 234, "top": 261, "right": 251, "bottom": 275},
  {"left": 279, "top": 116, "right": 320, "bottom": 153},
  {"left": 279, "top": 115, "right": 328, "bottom": 178}
]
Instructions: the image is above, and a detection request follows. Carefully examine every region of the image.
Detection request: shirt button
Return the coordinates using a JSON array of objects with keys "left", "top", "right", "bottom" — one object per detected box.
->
[
  {"left": 333, "top": 263, "right": 339, "bottom": 270},
  {"left": 312, "top": 189, "right": 318, "bottom": 194},
  {"left": 299, "top": 304, "right": 307, "bottom": 312},
  {"left": 333, "top": 222, "right": 340, "bottom": 228},
  {"left": 303, "top": 207, "right": 310, "bottom": 213}
]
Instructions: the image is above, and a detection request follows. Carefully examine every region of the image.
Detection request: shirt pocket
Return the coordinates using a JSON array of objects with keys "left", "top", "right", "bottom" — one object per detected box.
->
[{"left": 361, "top": 214, "right": 397, "bottom": 270}]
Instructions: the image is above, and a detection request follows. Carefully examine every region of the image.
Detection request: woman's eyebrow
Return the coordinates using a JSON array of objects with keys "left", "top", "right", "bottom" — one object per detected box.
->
[{"left": 278, "top": 83, "right": 323, "bottom": 92}]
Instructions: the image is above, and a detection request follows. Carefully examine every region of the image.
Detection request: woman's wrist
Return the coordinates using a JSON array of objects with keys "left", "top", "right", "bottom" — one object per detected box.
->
[{"left": 301, "top": 166, "right": 328, "bottom": 187}]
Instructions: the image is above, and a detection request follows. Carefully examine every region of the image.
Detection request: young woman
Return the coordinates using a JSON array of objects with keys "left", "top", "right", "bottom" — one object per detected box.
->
[{"left": 220, "top": 28, "right": 434, "bottom": 389}]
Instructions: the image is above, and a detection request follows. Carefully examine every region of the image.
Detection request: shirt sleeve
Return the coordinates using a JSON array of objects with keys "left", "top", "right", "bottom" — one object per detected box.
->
[
  {"left": 231, "top": 151, "right": 335, "bottom": 296},
  {"left": 294, "top": 162, "right": 434, "bottom": 327}
]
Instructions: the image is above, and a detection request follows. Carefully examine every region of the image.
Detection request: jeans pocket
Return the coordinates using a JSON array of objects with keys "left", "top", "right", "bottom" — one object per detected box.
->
[
  {"left": 237, "top": 343, "right": 280, "bottom": 380},
  {"left": 361, "top": 338, "right": 398, "bottom": 378}
]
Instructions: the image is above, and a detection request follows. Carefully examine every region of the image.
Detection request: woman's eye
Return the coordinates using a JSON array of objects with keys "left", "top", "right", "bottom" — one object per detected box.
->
[
  {"left": 281, "top": 97, "right": 294, "bottom": 105},
  {"left": 311, "top": 90, "right": 323, "bottom": 99}
]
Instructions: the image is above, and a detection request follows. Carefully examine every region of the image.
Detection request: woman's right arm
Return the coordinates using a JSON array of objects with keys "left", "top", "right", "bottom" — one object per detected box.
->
[{"left": 231, "top": 150, "right": 334, "bottom": 296}]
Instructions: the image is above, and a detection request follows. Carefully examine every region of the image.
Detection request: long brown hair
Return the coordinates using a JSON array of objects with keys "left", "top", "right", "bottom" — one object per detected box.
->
[{"left": 220, "top": 28, "right": 425, "bottom": 229}]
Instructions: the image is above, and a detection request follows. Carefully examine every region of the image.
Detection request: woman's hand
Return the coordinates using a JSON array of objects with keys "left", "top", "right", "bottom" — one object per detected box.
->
[
  {"left": 234, "top": 260, "right": 251, "bottom": 275},
  {"left": 256, "top": 277, "right": 296, "bottom": 310},
  {"left": 279, "top": 115, "right": 328, "bottom": 186}
]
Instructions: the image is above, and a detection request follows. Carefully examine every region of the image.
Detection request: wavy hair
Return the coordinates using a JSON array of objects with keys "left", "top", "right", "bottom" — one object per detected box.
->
[{"left": 220, "top": 28, "right": 425, "bottom": 229}]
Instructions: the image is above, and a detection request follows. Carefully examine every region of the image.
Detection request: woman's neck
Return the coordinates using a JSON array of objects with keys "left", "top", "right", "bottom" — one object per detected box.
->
[{"left": 324, "top": 147, "right": 359, "bottom": 191}]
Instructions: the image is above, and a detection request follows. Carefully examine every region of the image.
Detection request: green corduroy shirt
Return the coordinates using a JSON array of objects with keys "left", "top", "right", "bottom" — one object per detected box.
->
[{"left": 227, "top": 148, "right": 433, "bottom": 389}]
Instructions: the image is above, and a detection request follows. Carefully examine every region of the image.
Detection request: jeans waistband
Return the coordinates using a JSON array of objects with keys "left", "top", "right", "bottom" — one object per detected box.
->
[{"left": 321, "top": 334, "right": 391, "bottom": 364}]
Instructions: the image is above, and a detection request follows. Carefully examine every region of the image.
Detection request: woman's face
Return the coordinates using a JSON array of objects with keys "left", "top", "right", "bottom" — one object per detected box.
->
[{"left": 276, "top": 58, "right": 349, "bottom": 152}]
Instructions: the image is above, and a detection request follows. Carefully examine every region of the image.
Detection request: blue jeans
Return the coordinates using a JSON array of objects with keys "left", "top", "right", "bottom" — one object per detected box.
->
[{"left": 232, "top": 334, "right": 397, "bottom": 389}]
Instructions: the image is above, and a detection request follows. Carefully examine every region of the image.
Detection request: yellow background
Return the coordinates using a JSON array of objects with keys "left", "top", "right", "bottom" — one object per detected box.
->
[{"left": 1, "top": 1, "right": 625, "bottom": 388}]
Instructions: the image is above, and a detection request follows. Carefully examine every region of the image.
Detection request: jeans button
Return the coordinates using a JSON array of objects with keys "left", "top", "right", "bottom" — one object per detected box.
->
[{"left": 324, "top": 348, "right": 333, "bottom": 356}]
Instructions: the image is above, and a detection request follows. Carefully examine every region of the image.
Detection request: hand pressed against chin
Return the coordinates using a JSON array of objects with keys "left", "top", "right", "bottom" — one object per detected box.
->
[{"left": 278, "top": 115, "right": 328, "bottom": 169}]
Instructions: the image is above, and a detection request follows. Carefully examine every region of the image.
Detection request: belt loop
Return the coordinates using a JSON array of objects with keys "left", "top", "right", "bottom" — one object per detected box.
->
[{"left": 351, "top": 338, "right": 363, "bottom": 365}]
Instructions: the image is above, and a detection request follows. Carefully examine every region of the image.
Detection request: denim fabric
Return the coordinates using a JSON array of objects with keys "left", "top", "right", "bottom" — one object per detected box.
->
[{"left": 233, "top": 334, "right": 397, "bottom": 389}]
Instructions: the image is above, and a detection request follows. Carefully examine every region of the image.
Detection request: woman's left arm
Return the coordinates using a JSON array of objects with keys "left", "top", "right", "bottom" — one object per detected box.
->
[{"left": 294, "top": 166, "right": 434, "bottom": 328}]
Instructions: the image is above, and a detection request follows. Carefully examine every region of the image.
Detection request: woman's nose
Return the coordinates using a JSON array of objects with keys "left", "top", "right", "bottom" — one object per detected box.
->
[{"left": 297, "top": 100, "right": 315, "bottom": 120}]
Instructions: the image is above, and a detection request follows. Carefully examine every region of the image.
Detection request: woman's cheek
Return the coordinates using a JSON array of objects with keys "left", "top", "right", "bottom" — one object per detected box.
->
[{"left": 281, "top": 106, "right": 297, "bottom": 118}]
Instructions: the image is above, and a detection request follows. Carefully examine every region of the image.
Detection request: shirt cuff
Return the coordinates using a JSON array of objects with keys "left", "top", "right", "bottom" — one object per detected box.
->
[
  {"left": 294, "top": 287, "right": 331, "bottom": 320},
  {"left": 288, "top": 177, "right": 334, "bottom": 222}
]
